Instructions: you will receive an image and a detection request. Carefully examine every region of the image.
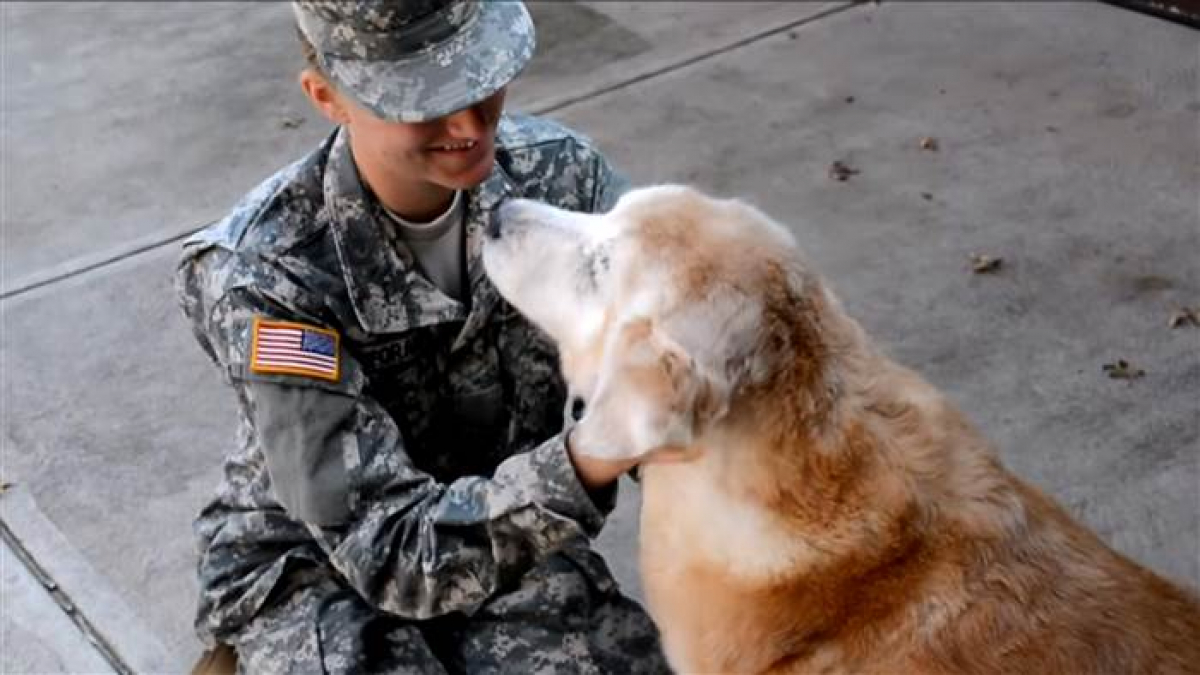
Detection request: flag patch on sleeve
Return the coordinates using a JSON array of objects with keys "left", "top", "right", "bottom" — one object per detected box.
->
[{"left": 250, "top": 318, "right": 340, "bottom": 381}]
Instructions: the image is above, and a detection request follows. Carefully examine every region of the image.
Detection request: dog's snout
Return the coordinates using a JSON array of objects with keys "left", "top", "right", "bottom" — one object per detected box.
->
[
  {"left": 486, "top": 214, "right": 503, "bottom": 239},
  {"left": 490, "top": 197, "right": 586, "bottom": 257},
  {"left": 491, "top": 201, "right": 527, "bottom": 239},
  {"left": 499, "top": 200, "right": 522, "bottom": 220}
]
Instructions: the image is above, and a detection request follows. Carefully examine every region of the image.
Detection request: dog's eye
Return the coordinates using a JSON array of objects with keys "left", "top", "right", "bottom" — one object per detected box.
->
[{"left": 570, "top": 397, "right": 587, "bottom": 421}]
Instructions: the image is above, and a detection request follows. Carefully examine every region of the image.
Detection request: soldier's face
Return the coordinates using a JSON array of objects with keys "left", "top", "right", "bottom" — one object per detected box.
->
[{"left": 346, "top": 88, "right": 507, "bottom": 191}]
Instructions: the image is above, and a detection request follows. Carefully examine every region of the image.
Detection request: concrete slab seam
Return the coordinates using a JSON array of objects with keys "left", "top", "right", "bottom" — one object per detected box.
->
[
  {"left": 0, "top": 517, "right": 134, "bottom": 675},
  {"left": 0, "top": 225, "right": 208, "bottom": 302},
  {"left": 0, "top": 486, "right": 179, "bottom": 671},
  {"left": 528, "top": 1, "right": 862, "bottom": 116}
]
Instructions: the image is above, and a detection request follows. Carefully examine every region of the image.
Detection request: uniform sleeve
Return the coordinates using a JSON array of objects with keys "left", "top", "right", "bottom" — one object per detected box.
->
[
  {"left": 179, "top": 268, "right": 610, "bottom": 620},
  {"left": 586, "top": 144, "right": 631, "bottom": 214}
]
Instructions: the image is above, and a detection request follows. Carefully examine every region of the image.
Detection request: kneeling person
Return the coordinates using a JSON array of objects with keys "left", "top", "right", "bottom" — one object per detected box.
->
[{"left": 176, "top": 2, "right": 668, "bottom": 672}]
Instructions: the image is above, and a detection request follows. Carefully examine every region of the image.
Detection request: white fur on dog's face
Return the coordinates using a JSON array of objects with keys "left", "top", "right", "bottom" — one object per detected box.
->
[
  {"left": 483, "top": 185, "right": 799, "bottom": 460},
  {"left": 483, "top": 199, "right": 620, "bottom": 367}
]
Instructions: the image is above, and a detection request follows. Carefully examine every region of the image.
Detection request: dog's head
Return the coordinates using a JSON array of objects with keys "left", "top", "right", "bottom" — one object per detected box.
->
[{"left": 483, "top": 185, "right": 841, "bottom": 461}]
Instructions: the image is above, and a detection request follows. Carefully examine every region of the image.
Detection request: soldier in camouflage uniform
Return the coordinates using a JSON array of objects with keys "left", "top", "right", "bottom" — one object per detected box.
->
[{"left": 176, "top": 1, "right": 669, "bottom": 672}]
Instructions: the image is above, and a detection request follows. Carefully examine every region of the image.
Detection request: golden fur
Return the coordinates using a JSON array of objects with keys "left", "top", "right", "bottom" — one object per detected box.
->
[{"left": 483, "top": 186, "right": 1200, "bottom": 674}]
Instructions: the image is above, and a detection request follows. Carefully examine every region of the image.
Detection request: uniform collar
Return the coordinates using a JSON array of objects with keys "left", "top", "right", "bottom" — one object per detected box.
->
[{"left": 324, "top": 126, "right": 513, "bottom": 342}]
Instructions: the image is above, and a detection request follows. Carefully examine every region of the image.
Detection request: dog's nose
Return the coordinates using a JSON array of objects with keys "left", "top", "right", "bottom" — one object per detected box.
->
[
  {"left": 491, "top": 201, "right": 526, "bottom": 239},
  {"left": 486, "top": 212, "right": 503, "bottom": 239},
  {"left": 494, "top": 200, "right": 535, "bottom": 239}
]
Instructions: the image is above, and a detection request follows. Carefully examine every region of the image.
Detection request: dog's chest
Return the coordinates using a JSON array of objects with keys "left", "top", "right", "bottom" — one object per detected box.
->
[
  {"left": 639, "top": 463, "right": 831, "bottom": 673},
  {"left": 639, "top": 461, "right": 813, "bottom": 584},
  {"left": 639, "top": 462, "right": 727, "bottom": 563}
]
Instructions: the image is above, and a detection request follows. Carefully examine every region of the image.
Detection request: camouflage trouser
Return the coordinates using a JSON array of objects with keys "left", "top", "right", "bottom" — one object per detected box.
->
[{"left": 230, "top": 551, "right": 670, "bottom": 674}]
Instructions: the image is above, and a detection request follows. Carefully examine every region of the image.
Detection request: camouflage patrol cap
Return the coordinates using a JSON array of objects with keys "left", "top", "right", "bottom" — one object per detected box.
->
[{"left": 292, "top": 1, "right": 536, "bottom": 123}]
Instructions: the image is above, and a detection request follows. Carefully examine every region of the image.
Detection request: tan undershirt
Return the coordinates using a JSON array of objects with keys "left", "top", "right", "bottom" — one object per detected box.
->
[{"left": 383, "top": 191, "right": 467, "bottom": 302}]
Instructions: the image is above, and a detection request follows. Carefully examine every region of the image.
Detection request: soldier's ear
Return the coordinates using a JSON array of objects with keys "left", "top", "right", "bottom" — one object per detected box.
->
[{"left": 300, "top": 69, "right": 350, "bottom": 125}]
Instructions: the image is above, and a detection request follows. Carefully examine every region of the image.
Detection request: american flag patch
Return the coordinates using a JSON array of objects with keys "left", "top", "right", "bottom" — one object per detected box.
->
[{"left": 250, "top": 318, "right": 340, "bottom": 381}]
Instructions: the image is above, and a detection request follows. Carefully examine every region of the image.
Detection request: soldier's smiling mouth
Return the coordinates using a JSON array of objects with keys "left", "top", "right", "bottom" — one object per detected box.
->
[{"left": 429, "top": 139, "right": 479, "bottom": 152}]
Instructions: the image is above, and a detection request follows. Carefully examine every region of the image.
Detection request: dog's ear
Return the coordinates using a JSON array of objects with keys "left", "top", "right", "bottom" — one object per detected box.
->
[{"left": 571, "top": 317, "right": 729, "bottom": 461}]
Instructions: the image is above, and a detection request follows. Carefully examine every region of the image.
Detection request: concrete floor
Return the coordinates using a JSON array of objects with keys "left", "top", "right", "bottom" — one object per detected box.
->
[
  {"left": 1, "top": 537, "right": 114, "bottom": 674},
  {"left": 2, "top": 1, "right": 1197, "bottom": 672}
]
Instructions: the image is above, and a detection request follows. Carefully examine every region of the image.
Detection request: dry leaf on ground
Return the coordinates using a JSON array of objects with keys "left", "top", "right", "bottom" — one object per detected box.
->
[
  {"left": 1167, "top": 307, "right": 1199, "bottom": 328},
  {"left": 920, "top": 136, "right": 940, "bottom": 151},
  {"left": 279, "top": 116, "right": 305, "bottom": 129},
  {"left": 969, "top": 253, "right": 1003, "bottom": 274},
  {"left": 1102, "top": 359, "right": 1145, "bottom": 380},
  {"left": 829, "top": 160, "right": 860, "bottom": 182}
]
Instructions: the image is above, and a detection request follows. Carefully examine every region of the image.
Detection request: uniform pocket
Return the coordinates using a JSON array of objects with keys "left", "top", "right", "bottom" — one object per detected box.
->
[{"left": 453, "top": 380, "right": 505, "bottom": 430}]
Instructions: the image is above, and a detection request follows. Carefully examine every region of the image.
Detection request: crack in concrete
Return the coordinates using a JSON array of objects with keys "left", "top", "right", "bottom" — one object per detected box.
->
[
  {"left": 0, "top": 517, "right": 134, "bottom": 675},
  {"left": 0, "top": 2, "right": 862, "bottom": 303},
  {"left": 528, "top": 2, "right": 860, "bottom": 116},
  {"left": 1, "top": 227, "right": 203, "bottom": 302}
]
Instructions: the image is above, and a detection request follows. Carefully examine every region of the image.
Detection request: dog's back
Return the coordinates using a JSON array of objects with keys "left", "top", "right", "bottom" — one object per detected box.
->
[
  {"left": 627, "top": 214, "right": 1200, "bottom": 672},
  {"left": 915, "top": 478, "right": 1200, "bottom": 675},
  {"left": 642, "top": 356, "right": 1200, "bottom": 674}
]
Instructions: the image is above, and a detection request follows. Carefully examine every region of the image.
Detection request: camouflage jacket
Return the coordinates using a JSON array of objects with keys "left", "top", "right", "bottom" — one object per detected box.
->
[{"left": 176, "top": 114, "right": 628, "bottom": 644}]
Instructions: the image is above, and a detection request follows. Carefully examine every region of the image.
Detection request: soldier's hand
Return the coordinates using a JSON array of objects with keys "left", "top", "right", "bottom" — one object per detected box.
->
[{"left": 565, "top": 429, "right": 641, "bottom": 491}]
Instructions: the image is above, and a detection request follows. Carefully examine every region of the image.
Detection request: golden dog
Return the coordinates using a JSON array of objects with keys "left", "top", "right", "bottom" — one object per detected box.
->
[{"left": 482, "top": 185, "right": 1200, "bottom": 674}]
